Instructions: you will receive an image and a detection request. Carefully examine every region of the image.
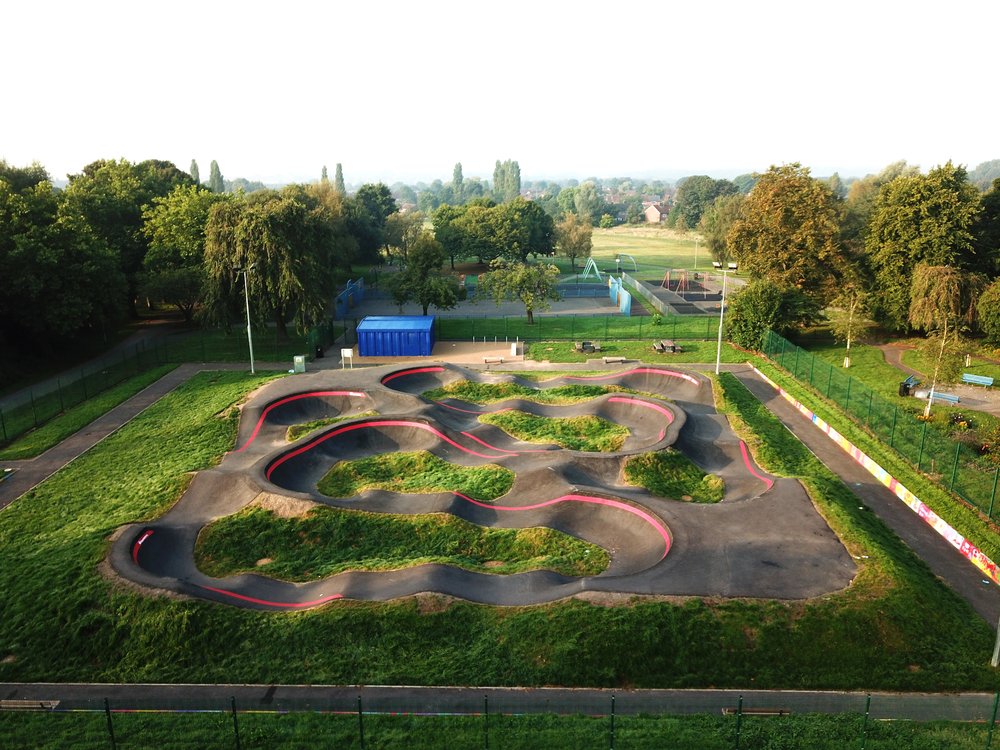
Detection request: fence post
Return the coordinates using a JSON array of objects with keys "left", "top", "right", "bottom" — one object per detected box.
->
[
  {"left": 845, "top": 377, "right": 853, "bottom": 412},
  {"left": 826, "top": 365, "right": 834, "bottom": 398},
  {"left": 793, "top": 346, "right": 800, "bottom": 377},
  {"left": 989, "top": 469, "right": 999, "bottom": 520},
  {"left": 987, "top": 690, "right": 999, "bottom": 749},
  {"left": 950, "top": 442, "right": 962, "bottom": 491},
  {"left": 809, "top": 352, "right": 816, "bottom": 386},
  {"left": 358, "top": 695, "right": 366, "bottom": 750},
  {"left": 29, "top": 390, "right": 38, "bottom": 428},
  {"left": 231, "top": 696, "right": 241, "bottom": 750},
  {"left": 866, "top": 391, "right": 874, "bottom": 427},
  {"left": 734, "top": 694, "right": 743, "bottom": 750},
  {"left": 609, "top": 694, "right": 615, "bottom": 750},
  {"left": 917, "top": 421, "right": 928, "bottom": 471},
  {"left": 484, "top": 695, "right": 489, "bottom": 750},
  {"left": 104, "top": 697, "right": 117, "bottom": 750},
  {"left": 860, "top": 693, "right": 871, "bottom": 750},
  {"left": 57, "top": 378, "right": 65, "bottom": 413},
  {"left": 0, "top": 407, "right": 6, "bottom": 442},
  {"left": 889, "top": 406, "right": 898, "bottom": 449}
]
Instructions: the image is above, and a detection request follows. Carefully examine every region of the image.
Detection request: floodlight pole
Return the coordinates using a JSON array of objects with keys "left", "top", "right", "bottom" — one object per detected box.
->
[
  {"left": 236, "top": 266, "right": 255, "bottom": 374},
  {"left": 714, "top": 261, "right": 737, "bottom": 375}
]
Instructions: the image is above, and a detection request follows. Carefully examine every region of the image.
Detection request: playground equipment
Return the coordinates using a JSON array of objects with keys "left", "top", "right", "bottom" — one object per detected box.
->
[
  {"left": 580, "top": 257, "right": 603, "bottom": 282},
  {"left": 661, "top": 269, "right": 689, "bottom": 293},
  {"left": 615, "top": 253, "right": 638, "bottom": 272}
]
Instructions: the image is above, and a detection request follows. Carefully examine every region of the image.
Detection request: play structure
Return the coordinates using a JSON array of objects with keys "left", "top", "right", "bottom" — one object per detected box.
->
[
  {"left": 661, "top": 268, "right": 689, "bottom": 292},
  {"left": 580, "top": 257, "right": 603, "bottom": 282},
  {"left": 111, "top": 364, "right": 855, "bottom": 610}
]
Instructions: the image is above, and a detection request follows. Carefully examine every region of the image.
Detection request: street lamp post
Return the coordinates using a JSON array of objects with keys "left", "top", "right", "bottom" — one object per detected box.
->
[
  {"left": 236, "top": 265, "right": 255, "bottom": 374},
  {"left": 713, "top": 261, "right": 738, "bottom": 375}
]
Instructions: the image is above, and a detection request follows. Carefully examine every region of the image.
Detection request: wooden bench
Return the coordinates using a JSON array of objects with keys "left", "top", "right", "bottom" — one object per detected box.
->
[
  {"left": 652, "top": 341, "right": 665, "bottom": 353},
  {"left": 602, "top": 356, "right": 626, "bottom": 364},
  {"left": 0, "top": 699, "right": 60, "bottom": 711},
  {"left": 721, "top": 706, "right": 791, "bottom": 717},
  {"left": 483, "top": 356, "right": 504, "bottom": 364},
  {"left": 962, "top": 373, "right": 994, "bottom": 388}
]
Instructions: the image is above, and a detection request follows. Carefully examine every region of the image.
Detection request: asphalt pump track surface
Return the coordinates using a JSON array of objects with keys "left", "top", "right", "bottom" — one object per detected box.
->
[{"left": 109, "top": 364, "right": 855, "bottom": 610}]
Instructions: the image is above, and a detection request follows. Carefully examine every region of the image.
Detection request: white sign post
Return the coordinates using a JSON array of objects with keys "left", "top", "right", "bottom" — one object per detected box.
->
[{"left": 341, "top": 348, "right": 354, "bottom": 369}]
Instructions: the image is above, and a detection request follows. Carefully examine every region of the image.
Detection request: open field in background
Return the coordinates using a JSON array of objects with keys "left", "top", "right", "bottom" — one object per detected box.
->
[{"left": 1, "top": 369, "right": 997, "bottom": 690}]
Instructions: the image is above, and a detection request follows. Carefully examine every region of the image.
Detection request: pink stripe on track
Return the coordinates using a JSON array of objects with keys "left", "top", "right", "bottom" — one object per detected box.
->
[
  {"left": 132, "top": 529, "right": 154, "bottom": 563},
  {"left": 381, "top": 366, "right": 445, "bottom": 385},
  {"left": 607, "top": 396, "right": 675, "bottom": 422},
  {"left": 453, "top": 491, "right": 671, "bottom": 561},
  {"left": 236, "top": 391, "right": 368, "bottom": 452},
  {"left": 195, "top": 583, "right": 343, "bottom": 608},
  {"left": 266, "top": 420, "right": 508, "bottom": 480},
  {"left": 739, "top": 441, "right": 775, "bottom": 491},
  {"left": 460, "top": 431, "right": 519, "bottom": 454},
  {"left": 564, "top": 367, "right": 700, "bottom": 386}
]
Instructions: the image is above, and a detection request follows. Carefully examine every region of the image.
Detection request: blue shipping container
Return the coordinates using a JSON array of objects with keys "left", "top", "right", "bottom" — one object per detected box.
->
[{"left": 357, "top": 316, "right": 436, "bottom": 357}]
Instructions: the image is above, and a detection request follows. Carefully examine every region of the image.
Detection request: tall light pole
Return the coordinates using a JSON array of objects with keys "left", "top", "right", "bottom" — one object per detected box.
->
[
  {"left": 235, "top": 265, "right": 255, "bottom": 374},
  {"left": 713, "top": 260, "right": 738, "bottom": 375}
]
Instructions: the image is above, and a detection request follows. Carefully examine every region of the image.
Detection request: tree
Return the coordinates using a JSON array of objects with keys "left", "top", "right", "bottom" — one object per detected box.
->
[
  {"left": 490, "top": 198, "right": 555, "bottom": 262},
  {"left": 334, "top": 163, "right": 346, "bottom": 194},
  {"left": 208, "top": 160, "right": 224, "bottom": 193},
  {"left": 63, "top": 158, "right": 194, "bottom": 317},
  {"left": 477, "top": 259, "right": 560, "bottom": 324},
  {"left": 977, "top": 278, "right": 1000, "bottom": 343},
  {"left": 908, "top": 264, "right": 987, "bottom": 416},
  {"left": 726, "top": 164, "right": 845, "bottom": 302},
  {"left": 974, "top": 178, "right": 1000, "bottom": 275},
  {"left": 355, "top": 182, "right": 398, "bottom": 231},
  {"left": 493, "top": 159, "right": 521, "bottom": 202},
  {"left": 141, "top": 184, "right": 228, "bottom": 321},
  {"left": 432, "top": 204, "right": 467, "bottom": 269},
  {"left": 828, "top": 283, "right": 869, "bottom": 368},
  {"left": 555, "top": 211, "right": 592, "bottom": 271},
  {"left": 669, "top": 175, "right": 737, "bottom": 229},
  {"left": 969, "top": 160, "right": 1000, "bottom": 191},
  {"left": 867, "top": 162, "right": 982, "bottom": 331},
  {"left": 388, "top": 231, "right": 459, "bottom": 315},
  {"left": 384, "top": 210, "right": 424, "bottom": 264},
  {"left": 321, "top": 165, "right": 329, "bottom": 183},
  {"left": 725, "top": 279, "right": 821, "bottom": 351},
  {"left": 190, "top": 159, "right": 200, "bottom": 185},
  {"left": 698, "top": 193, "right": 744, "bottom": 265},
  {"left": 452, "top": 162, "right": 464, "bottom": 202},
  {"left": 0, "top": 173, "right": 122, "bottom": 349},
  {"left": 573, "top": 181, "right": 605, "bottom": 223}
]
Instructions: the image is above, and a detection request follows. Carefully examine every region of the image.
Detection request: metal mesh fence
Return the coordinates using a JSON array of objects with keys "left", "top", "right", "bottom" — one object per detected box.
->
[
  {"left": 2, "top": 690, "right": 999, "bottom": 749},
  {"left": 761, "top": 330, "right": 1000, "bottom": 519},
  {"left": 0, "top": 322, "right": 345, "bottom": 447}
]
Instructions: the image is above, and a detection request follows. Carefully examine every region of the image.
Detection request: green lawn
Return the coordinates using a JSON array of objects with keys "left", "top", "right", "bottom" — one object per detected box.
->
[
  {"left": 423, "top": 380, "right": 634, "bottom": 405},
  {"left": 195, "top": 505, "right": 609, "bottom": 579},
  {"left": 436, "top": 314, "right": 721, "bottom": 342},
  {"left": 478, "top": 411, "right": 629, "bottom": 452},
  {"left": 528, "top": 339, "right": 744, "bottom": 364},
  {"left": 285, "top": 411, "right": 378, "bottom": 442},
  {"left": 0, "top": 369, "right": 998, "bottom": 690}
]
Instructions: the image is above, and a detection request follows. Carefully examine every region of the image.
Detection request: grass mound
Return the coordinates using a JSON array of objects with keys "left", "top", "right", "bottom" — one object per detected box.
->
[
  {"left": 478, "top": 411, "right": 629, "bottom": 452},
  {"left": 624, "top": 451, "right": 724, "bottom": 503},
  {"left": 424, "top": 380, "right": 630, "bottom": 405},
  {"left": 286, "top": 411, "right": 378, "bottom": 442},
  {"left": 196, "top": 506, "right": 609, "bottom": 580},
  {"left": 318, "top": 450, "right": 513, "bottom": 501}
]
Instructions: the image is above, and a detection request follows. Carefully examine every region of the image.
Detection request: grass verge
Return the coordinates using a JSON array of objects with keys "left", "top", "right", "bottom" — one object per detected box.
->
[
  {"left": 424, "top": 380, "right": 632, "bottom": 405},
  {"left": 478, "top": 411, "right": 628, "bottom": 452},
  {"left": 0, "top": 365, "right": 176, "bottom": 460},
  {"left": 0, "top": 369, "right": 997, "bottom": 690},
  {"left": 624, "top": 451, "right": 724, "bottom": 503},
  {"left": 528, "top": 340, "right": 743, "bottom": 364},
  {"left": 195, "top": 506, "right": 608, "bottom": 579},
  {"left": 317, "top": 450, "right": 513, "bottom": 501}
]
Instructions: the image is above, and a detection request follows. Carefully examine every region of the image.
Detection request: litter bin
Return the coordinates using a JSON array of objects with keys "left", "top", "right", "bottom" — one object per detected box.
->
[
  {"left": 315, "top": 345, "right": 324, "bottom": 359},
  {"left": 293, "top": 355, "right": 306, "bottom": 374}
]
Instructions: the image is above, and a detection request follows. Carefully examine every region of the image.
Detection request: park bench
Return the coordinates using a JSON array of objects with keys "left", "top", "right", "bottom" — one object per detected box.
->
[
  {"left": 483, "top": 356, "right": 504, "bottom": 364},
  {"left": 602, "top": 356, "right": 626, "bottom": 364},
  {"left": 924, "top": 391, "right": 961, "bottom": 404},
  {"left": 654, "top": 339, "right": 681, "bottom": 354},
  {"left": 898, "top": 374, "right": 921, "bottom": 396},
  {"left": 0, "top": 700, "right": 60, "bottom": 711},
  {"left": 962, "top": 373, "right": 994, "bottom": 388},
  {"left": 721, "top": 706, "right": 791, "bottom": 717}
]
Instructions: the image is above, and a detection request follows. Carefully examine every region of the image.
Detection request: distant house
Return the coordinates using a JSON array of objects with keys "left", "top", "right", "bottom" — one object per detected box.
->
[{"left": 644, "top": 203, "right": 669, "bottom": 223}]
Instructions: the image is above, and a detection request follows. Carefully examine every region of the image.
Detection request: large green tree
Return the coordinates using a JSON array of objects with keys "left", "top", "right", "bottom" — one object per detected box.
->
[
  {"left": 334, "top": 163, "right": 346, "bottom": 194},
  {"left": 974, "top": 178, "right": 1000, "bottom": 275},
  {"left": 867, "top": 162, "right": 981, "bottom": 331},
  {"left": 141, "top": 184, "right": 228, "bottom": 321},
  {"left": 698, "top": 193, "right": 744, "bottom": 265},
  {"left": 555, "top": 211, "right": 592, "bottom": 271},
  {"left": 669, "top": 175, "right": 737, "bottom": 229},
  {"left": 493, "top": 159, "right": 521, "bottom": 202},
  {"left": 0, "top": 167, "right": 122, "bottom": 349},
  {"left": 63, "top": 158, "right": 193, "bottom": 317},
  {"left": 725, "top": 279, "right": 821, "bottom": 351},
  {"left": 189, "top": 159, "right": 200, "bottom": 185},
  {"left": 387, "top": 231, "right": 459, "bottom": 315},
  {"left": 726, "top": 163, "right": 845, "bottom": 302},
  {"left": 208, "top": 160, "right": 224, "bottom": 193},
  {"left": 478, "top": 259, "right": 560, "bottom": 324}
]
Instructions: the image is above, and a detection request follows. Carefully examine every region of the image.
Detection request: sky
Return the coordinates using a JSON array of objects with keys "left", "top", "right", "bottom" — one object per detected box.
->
[{"left": 4, "top": 0, "right": 999, "bottom": 186}]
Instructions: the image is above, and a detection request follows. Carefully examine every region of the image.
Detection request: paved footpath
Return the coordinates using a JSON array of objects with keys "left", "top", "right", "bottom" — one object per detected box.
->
[{"left": 1, "top": 683, "right": 998, "bottom": 721}]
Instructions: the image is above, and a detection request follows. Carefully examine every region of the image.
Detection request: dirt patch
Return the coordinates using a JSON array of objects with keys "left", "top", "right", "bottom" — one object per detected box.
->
[
  {"left": 250, "top": 492, "right": 318, "bottom": 518},
  {"left": 2, "top": 654, "right": 16, "bottom": 664},
  {"left": 414, "top": 593, "right": 458, "bottom": 614},
  {"left": 256, "top": 558, "right": 274, "bottom": 567}
]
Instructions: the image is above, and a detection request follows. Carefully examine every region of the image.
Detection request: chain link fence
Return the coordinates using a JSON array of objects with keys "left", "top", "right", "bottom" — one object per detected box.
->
[
  {"left": 0, "top": 322, "right": 344, "bottom": 447},
  {"left": 761, "top": 330, "right": 1000, "bottom": 519}
]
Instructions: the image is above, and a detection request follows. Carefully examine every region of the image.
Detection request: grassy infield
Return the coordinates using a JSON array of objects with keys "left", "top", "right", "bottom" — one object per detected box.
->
[{"left": 3, "top": 231, "right": 1000, "bottom": 744}]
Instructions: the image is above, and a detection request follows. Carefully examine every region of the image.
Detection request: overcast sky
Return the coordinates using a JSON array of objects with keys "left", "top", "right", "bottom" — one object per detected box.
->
[{"left": 4, "top": 0, "right": 998, "bottom": 185}]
